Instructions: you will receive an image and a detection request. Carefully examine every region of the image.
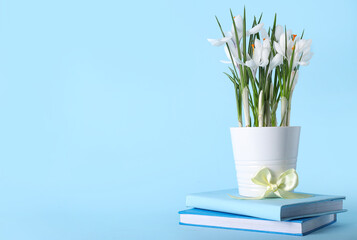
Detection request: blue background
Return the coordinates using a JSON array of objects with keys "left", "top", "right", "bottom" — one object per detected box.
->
[{"left": 0, "top": 0, "right": 356, "bottom": 239}]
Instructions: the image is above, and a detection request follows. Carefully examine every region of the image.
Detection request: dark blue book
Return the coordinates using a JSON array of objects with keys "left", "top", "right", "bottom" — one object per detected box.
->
[{"left": 179, "top": 208, "right": 337, "bottom": 236}]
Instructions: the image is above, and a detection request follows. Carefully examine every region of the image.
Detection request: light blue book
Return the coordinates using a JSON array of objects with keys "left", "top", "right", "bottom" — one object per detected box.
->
[
  {"left": 179, "top": 208, "right": 337, "bottom": 236},
  {"left": 186, "top": 189, "right": 346, "bottom": 221}
]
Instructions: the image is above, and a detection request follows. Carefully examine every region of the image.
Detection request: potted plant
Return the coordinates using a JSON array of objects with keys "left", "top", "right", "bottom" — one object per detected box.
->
[{"left": 208, "top": 8, "right": 313, "bottom": 197}]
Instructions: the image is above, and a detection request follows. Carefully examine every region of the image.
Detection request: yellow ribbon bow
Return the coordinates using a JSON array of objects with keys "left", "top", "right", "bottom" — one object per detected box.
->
[{"left": 230, "top": 167, "right": 312, "bottom": 200}]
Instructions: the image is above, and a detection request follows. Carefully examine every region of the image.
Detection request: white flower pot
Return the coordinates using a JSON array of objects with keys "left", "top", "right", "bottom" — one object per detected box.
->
[{"left": 230, "top": 127, "right": 301, "bottom": 197}]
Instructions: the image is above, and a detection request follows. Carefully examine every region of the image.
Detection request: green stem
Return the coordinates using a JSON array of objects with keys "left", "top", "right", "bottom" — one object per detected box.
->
[{"left": 234, "top": 83, "right": 243, "bottom": 127}]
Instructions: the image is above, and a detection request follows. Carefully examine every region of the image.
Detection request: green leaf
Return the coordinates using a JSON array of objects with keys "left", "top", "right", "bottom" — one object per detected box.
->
[
  {"left": 247, "top": 68, "right": 258, "bottom": 106},
  {"left": 228, "top": 67, "right": 237, "bottom": 79},
  {"left": 215, "top": 16, "right": 225, "bottom": 36},
  {"left": 243, "top": 7, "right": 247, "bottom": 63},
  {"left": 230, "top": 9, "right": 242, "bottom": 61},
  {"left": 258, "top": 13, "right": 263, "bottom": 23},
  {"left": 241, "top": 7, "right": 248, "bottom": 87},
  {"left": 272, "top": 14, "right": 277, "bottom": 42},
  {"left": 223, "top": 72, "right": 236, "bottom": 84}
]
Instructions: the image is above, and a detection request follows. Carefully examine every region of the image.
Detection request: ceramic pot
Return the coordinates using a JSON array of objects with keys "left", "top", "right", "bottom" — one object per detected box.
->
[{"left": 230, "top": 127, "right": 301, "bottom": 197}]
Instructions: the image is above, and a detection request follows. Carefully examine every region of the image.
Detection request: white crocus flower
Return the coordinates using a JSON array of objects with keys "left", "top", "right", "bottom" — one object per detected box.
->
[
  {"left": 273, "top": 29, "right": 313, "bottom": 69},
  {"left": 282, "top": 38, "right": 313, "bottom": 69},
  {"left": 273, "top": 34, "right": 292, "bottom": 58},
  {"left": 221, "top": 40, "right": 244, "bottom": 65},
  {"left": 207, "top": 32, "right": 233, "bottom": 46},
  {"left": 230, "top": 15, "right": 264, "bottom": 42},
  {"left": 208, "top": 15, "right": 265, "bottom": 71},
  {"left": 296, "top": 39, "right": 312, "bottom": 54},
  {"left": 273, "top": 28, "right": 295, "bottom": 58},
  {"left": 245, "top": 38, "right": 270, "bottom": 74},
  {"left": 208, "top": 15, "right": 264, "bottom": 47},
  {"left": 292, "top": 39, "right": 313, "bottom": 68}
]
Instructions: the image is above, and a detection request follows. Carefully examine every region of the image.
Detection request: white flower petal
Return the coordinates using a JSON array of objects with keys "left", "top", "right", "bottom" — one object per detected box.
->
[
  {"left": 302, "top": 40, "right": 312, "bottom": 52},
  {"left": 262, "top": 38, "right": 270, "bottom": 48},
  {"left": 269, "top": 54, "right": 283, "bottom": 73},
  {"left": 303, "top": 47, "right": 311, "bottom": 55},
  {"left": 233, "top": 15, "right": 243, "bottom": 31},
  {"left": 231, "top": 24, "right": 243, "bottom": 43},
  {"left": 245, "top": 59, "right": 257, "bottom": 69},
  {"left": 260, "top": 28, "right": 269, "bottom": 40},
  {"left": 262, "top": 48, "right": 270, "bottom": 62},
  {"left": 274, "top": 41, "right": 284, "bottom": 56},
  {"left": 302, "top": 51, "right": 313, "bottom": 61},
  {"left": 248, "top": 23, "right": 264, "bottom": 35},
  {"left": 279, "top": 34, "right": 286, "bottom": 46},
  {"left": 254, "top": 38, "right": 262, "bottom": 49},
  {"left": 261, "top": 59, "right": 269, "bottom": 67},
  {"left": 275, "top": 25, "right": 284, "bottom": 40},
  {"left": 296, "top": 39, "right": 305, "bottom": 50},
  {"left": 297, "top": 39, "right": 312, "bottom": 53},
  {"left": 207, "top": 38, "right": 221, "bottom": 46},
  {"left": 224, "top": 45, "right": 232, "bottom": 60},
  {"left": 305, "top": 39, "right": 312, "bottom": 47},
  {"left": 226, "top": 40, "right": 238, "bottom": 59},
  {"left": 207, "top": 32, "right": 233, "bottom": 46},
  {"left": 207, "top": 37, "right": 229, "bottom": 46},
  {"left": 252, "top": 39, "right": 261, "bottom": 64},
  {"left": 233, "top": 56, "right": 243, "bottom": 65},
  {"left": 298, "top": 61, "right": 310, "bottom": 66},
  {"left": 287, "top": 39, "right": 294, "bottom": 50}
]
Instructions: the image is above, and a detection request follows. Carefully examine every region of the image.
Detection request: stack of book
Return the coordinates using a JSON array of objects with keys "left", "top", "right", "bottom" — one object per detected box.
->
[{"left": 179, "top": 189, "right": 346, "bottom": 236}]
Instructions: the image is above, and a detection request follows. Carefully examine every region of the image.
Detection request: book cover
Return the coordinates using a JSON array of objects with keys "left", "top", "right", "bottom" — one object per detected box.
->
[
  {"left": 179, "top": 208, "right": 337, "bottom": 236},
  {"left": 186, "top": 189, "right": 346, "bottom": 221}
]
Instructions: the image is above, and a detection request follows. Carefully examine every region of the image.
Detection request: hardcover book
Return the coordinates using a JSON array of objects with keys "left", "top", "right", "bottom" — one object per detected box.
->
[
  {"left": 186, "top": 189, "right": 346, "bottom": 221},
  {"left": 179, "top": 208, "right": 337, "bottom": 236}
]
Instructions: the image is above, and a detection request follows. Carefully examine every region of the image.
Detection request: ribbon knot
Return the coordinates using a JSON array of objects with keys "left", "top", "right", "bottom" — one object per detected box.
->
[
  {"left": 230, "top": 167, "right": 313, "bottom": 200},
  {"left": 268, "top": 183, "right": 278, "bottom": 192}
]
